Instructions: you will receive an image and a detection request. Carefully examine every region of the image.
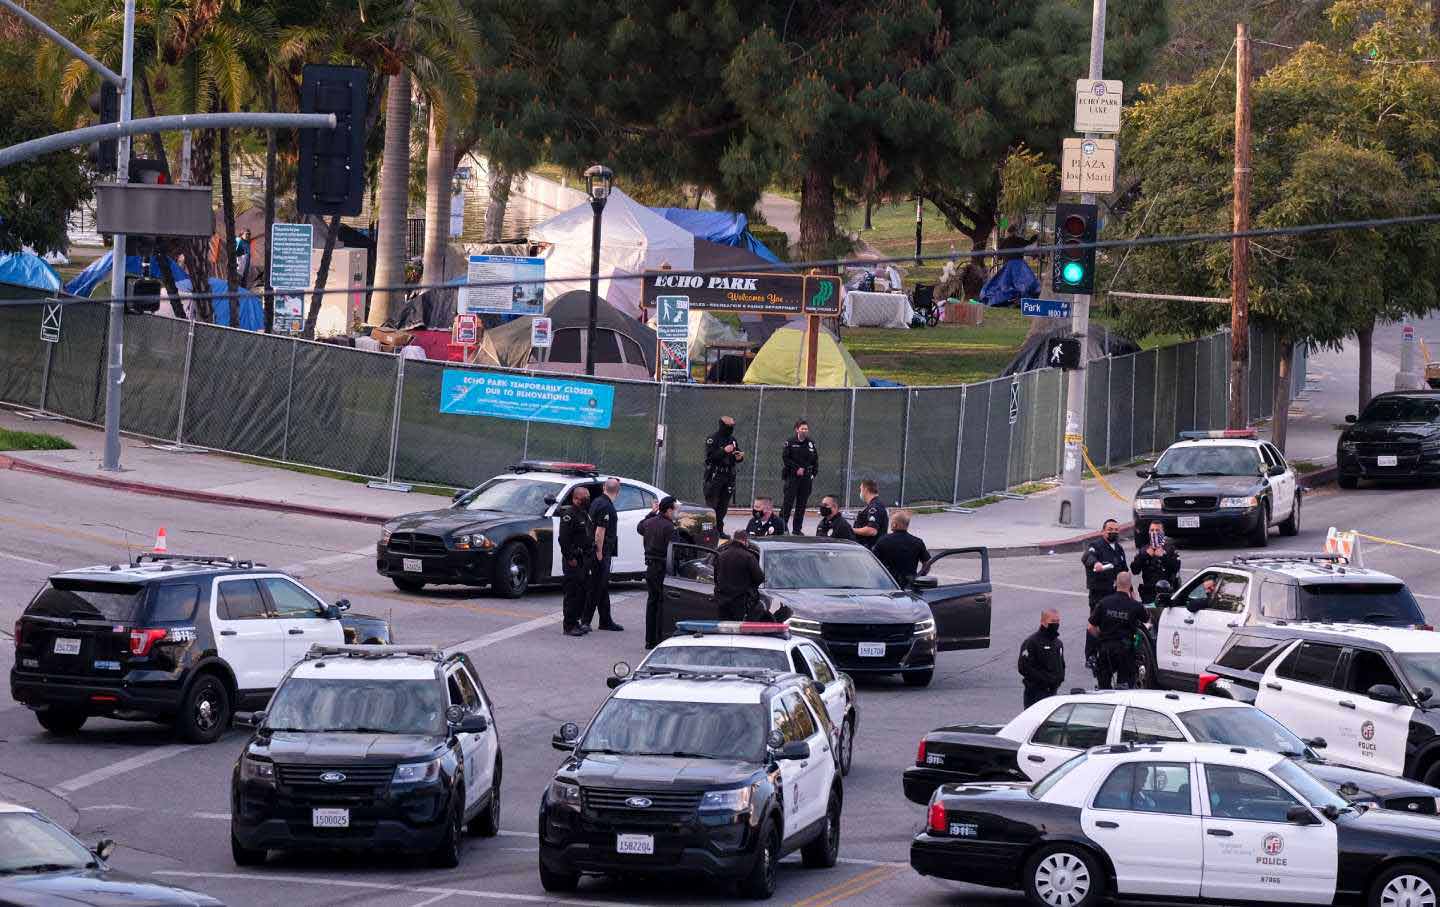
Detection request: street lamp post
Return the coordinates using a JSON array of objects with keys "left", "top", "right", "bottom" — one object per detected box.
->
[{"left": 583, "top": 163, "right": 613, "bottom": 376}]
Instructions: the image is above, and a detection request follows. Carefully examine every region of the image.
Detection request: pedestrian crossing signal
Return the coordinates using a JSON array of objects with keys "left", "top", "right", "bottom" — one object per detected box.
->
[{"left": 1046, "top": 337, "right": 1082, "bottom": 370}]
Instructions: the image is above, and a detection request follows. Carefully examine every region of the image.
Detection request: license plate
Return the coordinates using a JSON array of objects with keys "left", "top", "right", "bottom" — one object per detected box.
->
[
  {"left": 616, "top": 833, "right": 654, "bottom": 855},
  {"left": 312, "top": 808, "right": 350, "bottom": 828},
  {"left": 93, "top": 660, "right": 120, "bottom": 671},
  {"left": 1378, "top": 455, "right": 1398, "bottom": 467},
  {"left": 402, "top": 558, "right": 423, "bottom": 573},
  {"left": 926, "top": 753, "right": 945, "bottom": 766},
  {"left": 53, "top": 638, "right": 81, "bottom": 655},
  {"left": 858, "top": 642, "right": 886, "bottom": 657},
  {"left": 1177, "top": 515, "right": 1200, "bottom": 529}
]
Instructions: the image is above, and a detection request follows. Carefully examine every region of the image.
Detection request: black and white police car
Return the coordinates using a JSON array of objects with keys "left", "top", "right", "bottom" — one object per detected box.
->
[
  {"left": 912, "top": 741, "right": 1440, "bottom": 907},
  {"left": 903, "top": 689, "right": 1440, "bottom": 814},
  {"left": 541, "top": 667, "right": 843, "bottom": 899},
  {"left": 376, "top": 461, "right": 714, "bottom": 597},
  {"left": 1133, "top": 430, "right": 1300, "bottom": 547},
  {"left": 625, "top": 620, "right": 859, "bottom": 775},
  {"left": 231, "top": 645, "right": 501, "bottom": 868},
  {"left": 10, "top": 554, "right": 391, "bottom": 743}
]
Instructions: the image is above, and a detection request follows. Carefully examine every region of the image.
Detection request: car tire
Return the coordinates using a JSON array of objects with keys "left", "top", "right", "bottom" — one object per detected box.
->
[
  {"left": 469, "top": 773, "right": 501, "bottom": 837},
  {"left": 1339, "top": 474, "right": 1359, "bottom": 490},
  {"left": 801, "top": 791, "right": 841, "bottom": 869},
  {"left": 392, "top": 577, "right": 426, "bottom": 594},
  {"left": 1279, "top": 494, "right": 1301, "bottom": 537},
  {"left": 493, "top": 542, "right": 531, "bottom": 599},
  {"left": 538, "top": 853, "right": 580, "bottom": 893},
  {"left": 36, "top": 708, "right": 87, "bottom": 736},
  {"left": 1134, "top": 636, "right": 1158, "bottom": 690},
  {"left": 177, "top": 674, "right": 230, "bottom": 744},
  {"left": 838, "top": 715, "right": 855, "bottom": 777},
  {"left": 1421, "top": 759, "right": 1440, "bottom": 789},
  {"left": 903, "top": 669, "right": 934, "bottom": 688},
  {"left": 429, "top": 795, "right": 463, "bottom": 868},
  {"left": 1247, "top": 504, "right": 1270, "bottom": 548},
  {"left": 1024, "top": 844, "right": 1106, "bottom": 907},
  {"left": 738, "top": 820, "right": 780, "bottom": 900},
  {"left": 1369, "top": 862, "right": 1440, "bottom": 907},
  {"left": 230, "top": 829, "right": 266, "bottom": 866}
]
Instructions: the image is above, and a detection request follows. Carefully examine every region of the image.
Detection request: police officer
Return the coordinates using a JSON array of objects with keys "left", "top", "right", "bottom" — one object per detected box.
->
[
  {"left": 1018, "top": 609, "right": 1065, "bottom": 707},
  {"left": 780, "top": 419, "right": 818, "bottom": 534},
  {"left": 584, "top": 478, "right": 624, "bottom": 632},
  {"left": 1131, "top": 521, "right": 1181, "bottom": 603},
  {"left": 853, "top": 478, "right": 888, "bottom": 550},
  {"left": 745, "top": 496, "right": 787, "bottom": 536},
  {"left": 704, "top": 416, "right": 745, "bottom": 534},
  {"left": 558, "top": 487, "right": 594, "bottom": 637},
  {"left": 1088, "top": 572, "right": 1146, "bottom": 689},
  {"left": 873, "top": 510, "right": 930, "bottom": 586},
  {"left": 814, "top": 495, "right": 854, "bottom": 540},
  {"left": 1082, "top": 518, "right": 1128, "bottom": 668},
  {"left": 714, "top": 530, "right": 765, "bottom": 621},
  {"left": 637, "top": 496, "right": 677, "bottom": 648}
]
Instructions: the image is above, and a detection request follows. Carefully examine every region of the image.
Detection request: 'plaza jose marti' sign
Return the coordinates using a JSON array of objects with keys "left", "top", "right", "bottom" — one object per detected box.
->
[{"left": 642, "top": 270, "right": 841, "bottom": 316}]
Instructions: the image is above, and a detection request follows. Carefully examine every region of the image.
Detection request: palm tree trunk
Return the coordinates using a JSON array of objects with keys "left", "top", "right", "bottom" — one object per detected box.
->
[
  {"left": 140, "top": 73, "right": 186, "bottom": 318},
  {"left": 179, "top": 127, "right": 216, "bottom": 322},
  {"left": 483, "top": 161, "right": 512, "bottom": 242},
  {"left": 304, "top": 214, "right": 343, "bottom": 339},
  {"left": 263, "top": 77, "right": 278, "bottom": 332},
  {"left": 369, "top": 70, "right": 413, "bottom": 325},
  {"left": 421, "top": 103, "right": 454, "bottom": 284},
  {"left": 219, "top": 120, "right": 239, "bottom": 327}
]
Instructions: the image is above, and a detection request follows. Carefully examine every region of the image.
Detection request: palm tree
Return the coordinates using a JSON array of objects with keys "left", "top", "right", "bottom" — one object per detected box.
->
[{"left": 421, "top": 100, "right": 455, "bottom": 286}]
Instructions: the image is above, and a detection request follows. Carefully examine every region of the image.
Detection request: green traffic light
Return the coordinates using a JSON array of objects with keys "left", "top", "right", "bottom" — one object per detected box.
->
[{"left": 1062, "top": 261, "right": 1086, "bottom": 285}]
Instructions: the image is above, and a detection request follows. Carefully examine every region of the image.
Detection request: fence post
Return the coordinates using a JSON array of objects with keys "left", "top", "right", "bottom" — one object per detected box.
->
[
  {"left": 38, "top": 336, "right": 54, "bottom": 413},
  {"left": 384, "top": 354, "right": 405, "bottom": 484},
  {"left": 751, "top": 385, "right": 764, "bottom": 505},
  {"left": 653, "top": 382, "right": 668, "bottom": 490},
  {"left": 978, "top": 380, "right": 992, "bottom": 495},
  {"left": 174, "top": 320, "right": 195, "bottom": 445},
  {"left": 281, "top": 337, "right": 297, "bottom": 462},
  {"left": 898, "top": 389, "right": 912, "bottom": 505},
  {"left": 844, "top": 388, "right": 857, "bottom": 509},
  {"left": 951, "top": 387, "right": 966, "bottom": 504},
  {"left": 1129, "top": 354, "right": 1137, "bottom": 460}
]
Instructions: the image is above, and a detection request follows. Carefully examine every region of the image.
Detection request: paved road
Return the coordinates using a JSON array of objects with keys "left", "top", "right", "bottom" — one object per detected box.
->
[{"left": 1, "top": 471, "right": 1437, "bottom": 906}]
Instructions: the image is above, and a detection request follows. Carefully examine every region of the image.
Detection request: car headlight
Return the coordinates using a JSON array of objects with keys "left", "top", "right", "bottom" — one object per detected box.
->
[
  {"left": 548, "top": 779, "right": 582, "bottom": 810},
  {"left": 392, "top": 756, "right": 443, "bottom": 785},
  {"left": 380, "top": 526, "right": 393, "bottom": 544},
  {"left": 240, "top": 755, "right": 275, "bottom": 783},
  {"left": 914, "top": 618, "right": 936, "bottom": 636},
  {"left": 1134, "top": 498, "right": 1163, "bottom": 512},
  {"left": 701, "top": 784, "right": 757, "bottom": 822},
  {"left": 453, "top": 533, "right": 495, "bottom": 551},
  {"left": 1219, "top": 496, "right": 1258, "bottom": 508},
  {"left": 786, "top": 617, "right": 821, "bottom": 635}
]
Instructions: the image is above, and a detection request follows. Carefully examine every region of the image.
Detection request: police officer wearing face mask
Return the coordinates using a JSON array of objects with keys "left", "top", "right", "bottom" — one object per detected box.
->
[
  {"left": 557, "top": 487, "right": 594, "bottom": 637},
  {"left": 1018, "top": 609, "right": 1065, "bottom": 707},
  {"left": 745, "top": 496, "right": 787, "bottom": 536},
  {"left": 704, "top": 416, "right": 745, "bottom": 534},
  {"left": 814, "top": 495, "right": 854, "bottom": 540},
  {"left": 1081, "top": 518, "right": 1128, "bottom": 668},
  {"left": 780, "top": 419, "right": 818, "bottom": 534}
]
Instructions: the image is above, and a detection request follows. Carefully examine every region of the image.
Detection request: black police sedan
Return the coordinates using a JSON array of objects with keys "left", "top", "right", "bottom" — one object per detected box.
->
[{"left": 1337, "top": 390, "right": 1440, "bottom": 488}]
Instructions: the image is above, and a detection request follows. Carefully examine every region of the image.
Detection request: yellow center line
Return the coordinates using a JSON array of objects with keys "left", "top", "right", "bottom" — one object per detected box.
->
[
  {"left": 1354, "top": 532, "right": 1440, "bottom": 558},
  {"left": 0, "top": 514, "right": 136, "bottom": 550},
  {"left": 792, "top": 865, "right": 899, "bottom": 907}
]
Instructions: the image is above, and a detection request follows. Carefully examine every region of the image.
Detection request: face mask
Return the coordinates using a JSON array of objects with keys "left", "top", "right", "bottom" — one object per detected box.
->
[
  {"left": 819, "top": 505, "right": 834, "bottom": 517},
  {"left": 753, "top": 510, "right": 763, "bottom": 519},
  {"left": 1043, "top": 623, "right": 1060, "bottom": 636},
  {"left": 1104, "top": 531, "right": 1118, "bottom": 542}
]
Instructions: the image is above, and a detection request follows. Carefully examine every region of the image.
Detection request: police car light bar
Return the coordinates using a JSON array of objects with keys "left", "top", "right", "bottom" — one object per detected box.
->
[
  {"left": 510, "top": 460, "right": 599, "bottom": 476},
  {"left": 674, "top": 620, "right": 790, "bottom": 638},
  {"left": 1178, "top": 430, "right": 1257, "bottom": 441}
]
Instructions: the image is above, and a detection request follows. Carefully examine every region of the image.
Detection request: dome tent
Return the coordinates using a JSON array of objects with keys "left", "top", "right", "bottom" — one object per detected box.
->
[
  {"left": 743, "top": 319, "right": 867, "bottom": 388},
  {"left": 477, "top": 290, "right": 657, "bottom": 380}
]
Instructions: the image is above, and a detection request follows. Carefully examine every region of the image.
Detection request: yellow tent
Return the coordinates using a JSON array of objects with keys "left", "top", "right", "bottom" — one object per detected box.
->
[{"left": 742, "top": 319, "right": 868, "bottom": 387}]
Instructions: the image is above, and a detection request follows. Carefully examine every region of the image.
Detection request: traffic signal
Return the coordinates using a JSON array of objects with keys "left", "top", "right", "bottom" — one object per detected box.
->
[
  {"left": 125, "top": 275, "right": 162, "bottom": 314},
  {"left": 1052, "top": 202, "right": 1098, "bottom": 295},
  {"left": 87, "top": 83, "right": 119, "bottom": 174},
  {"left": 297, "top": 64, "right": 368, "bottom": 216},
  {"left": 129, "top": 159, "right": 167, "bottom": 184}
]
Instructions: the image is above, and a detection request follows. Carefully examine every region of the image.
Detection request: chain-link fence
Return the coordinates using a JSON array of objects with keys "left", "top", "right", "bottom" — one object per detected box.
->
[{"left": 0, "top": 301, "right": 1298, "bottom": 508}]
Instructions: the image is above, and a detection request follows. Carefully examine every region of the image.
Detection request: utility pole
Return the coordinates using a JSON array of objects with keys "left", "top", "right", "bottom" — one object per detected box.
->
[
  {"left": 1057, "top": 0, "right": 1105, "bottom": 529},
  {"left": 914, "top": 197, "right": 923, "bottom": 265},
  {"left": 1228, "top": 22, "right": 1252, "bottom": 429},
  {"left": 101, "top": 0, "right": 135, "bottom": 471}
]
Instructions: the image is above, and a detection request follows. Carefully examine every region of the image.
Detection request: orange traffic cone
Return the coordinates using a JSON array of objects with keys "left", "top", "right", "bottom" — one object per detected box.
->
[{"left": 153, "top": 527, "right": 168, "bottom": 553}]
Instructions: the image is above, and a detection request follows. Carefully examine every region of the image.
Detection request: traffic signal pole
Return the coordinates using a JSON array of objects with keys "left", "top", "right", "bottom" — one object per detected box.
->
[
  {"left": 1057, "top": 0, "right": 1105, "bottom": 529},
  {"left": 101, "top": 0, "right": 135, "bottom": 471}
]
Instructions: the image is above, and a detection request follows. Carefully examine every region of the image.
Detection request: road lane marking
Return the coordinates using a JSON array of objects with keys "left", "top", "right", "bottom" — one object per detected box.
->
[
  {"left": 153, "top": 870, "right": 668, "bottom": 907},
  {"left": 410, "top": 894, "right": 453, "bottom": 907},
  {"left": 279, "top": 546, "right": 376, "bottom": 576},
  {"left": 792, "top": 865, "right": 901, "bottom": 907},
  {"left": 53, "top": 744, "right": 190, "bottom": 794},
  {"left": 0, "top": 551, "right": 57, "bottom": 568},
  {"left": 989, "top": 580, "right": 1089, "bottom": 598},
  {"left": 448, "top": 594, "right": 640, "bottom": 654}
]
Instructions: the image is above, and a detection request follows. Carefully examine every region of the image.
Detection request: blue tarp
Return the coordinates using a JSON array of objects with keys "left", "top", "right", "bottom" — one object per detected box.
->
[
  {"left": 979, "top": 259, "right": 1040, "bottom": 307},
  {"left": 0, "top": 252, "right": 62, "bottom": 292},
  {"left": 176, "top": 277, "right": 264, "bottom": 331},
  {"left": 64, "top": 252, "right": 188, "bottom": 297},
  {"left": 650, "top": 207, "right": 781, "bottom": 265}
]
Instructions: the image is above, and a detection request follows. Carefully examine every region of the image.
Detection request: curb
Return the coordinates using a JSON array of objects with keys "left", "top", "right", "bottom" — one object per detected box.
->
[{"left": 1, "top": 454, "right": 390, "bottom": 526}]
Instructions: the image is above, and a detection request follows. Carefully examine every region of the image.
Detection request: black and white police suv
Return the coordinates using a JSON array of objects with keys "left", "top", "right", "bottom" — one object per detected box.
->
[
  {"left": 626, "top": 620, "right": 859, "bottom": 775},
  {"left": 10, "top": 554, "right": 390, "bottom": 743},
  {"left": 912, "top": 741, "right": 1440, "bottom": 907},
  {"left": 540, "top": 667, "right": 843, "bottom": 899},
  {"left": 376, "top": 461, "right": 713, "bottom": 597},
  {"left": 230, "top": 645, "right": 501, "bottom": 868},
  {"left": 1132, "top": 430, "right": 1300, "bottom": 547},
  {"left": 903, "top": 689, "right": 1440, "bottom": 814},
  {"left": 1202, "top": 623, "right": 1440, "bottom": 785},
  {"left": 1150, "top": 552, "right": 1424, "bottom": 692},
  {"left": 1337, "top": 390, "right": 1440, "bottom": 488}
]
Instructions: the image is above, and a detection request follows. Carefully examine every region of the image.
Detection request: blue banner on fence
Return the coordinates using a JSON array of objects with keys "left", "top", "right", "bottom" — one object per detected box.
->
[{"left": 439, "top": 370, "right": 614, "bottom": 429}]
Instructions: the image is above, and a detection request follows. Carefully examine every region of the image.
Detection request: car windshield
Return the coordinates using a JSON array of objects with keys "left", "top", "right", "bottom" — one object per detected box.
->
[
  {"left": 1029, "top": 753, "right": 1088, "bottom": 799},
  {"left": 642, "top": 646, "right": 789, "bottom": 672},
  {"left": 26, "top": 581, "right": 146, "bottom": 622},
  {"left": 264, "top": 678, "right": 446, "bottom": 735},
  {"left": 1360, "top": 397, "right": 1440, "bottom": 423},
  {"left": 455, "top": 478, "right": 565, "bottom": 515},
  {"left": 1271, "top": 759, "right": 1350, "bottom": 812},
  {"left": 582, "top": 698, "right": 765, "bottom": 762},
  {"left": 1295, "top": 583, "right": 1424, "bottom": 625},
  {"left": 0, "top": 813, "right": 95, "bottom": 874},
  {"left": 1397, "top": 655, "right": 1440, "bottom": 698},
  {"left": 1154, "top": 445, "right": 1262, "bottom": 477},
  {"left": 762, "top": 548, "right": 897, "bottom": 591},
  {"left": 1179, "top": 707, "right": 1308, "bottom": 757}
]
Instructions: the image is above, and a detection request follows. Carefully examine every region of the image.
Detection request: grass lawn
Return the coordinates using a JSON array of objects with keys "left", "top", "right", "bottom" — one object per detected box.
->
[
  {"left": 0, "top": 428, "right": 75, "bottom": 451},
  {"left": 840, "top": 199, "right": 976, "bottom": 289}
]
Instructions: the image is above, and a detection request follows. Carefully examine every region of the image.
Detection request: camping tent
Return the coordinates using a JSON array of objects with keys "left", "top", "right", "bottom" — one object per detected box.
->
[
  {"left": 64, "top": 252, "right": 187, "bottom": 297},
  {"left": 0, "top": 251, "right": 62, "bottom": 293},
  {"left": 743, "top": 319, "right": 867, "bottom": 388},
  {"left": 170, "top": 277, "right": 265, "bottom": 331},
  {"left": 651, "top": 208, "right": 781, "bottom": 264},
  {"left": 1002, "top": 323, "right": 1140, "bottom": 376},
  {"left": 477, "top": 290, "right": 657, "bottom": 380},
  {"left": 528, "top": 188, "right": 694, "bottom": 318}
]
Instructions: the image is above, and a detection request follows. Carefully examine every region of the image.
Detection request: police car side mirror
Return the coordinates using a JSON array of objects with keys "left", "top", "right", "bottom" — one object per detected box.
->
[
  {"left": 1345, "top": 414, "right": 1357, "bottom": 423},
  {"left": 1185, "top": 598, "right": 1203, "bottom": 613},
  {"left": 1418, "top": 687, "right": 1434, "bottom": 705},
  {"left": 776, "top": 741, "right": 810, "bottom": 761},
  {"left": 544, "top": 494, "right": 558, "bottom": 506},
  {"left": 1367, "top": 683, "right": 1406, "bottom": 705},
  {"left": 1135, "top": 467, "right": 1153, "bottom": 479},
  {"left": 452, "top": 489, "right": 466, "bottom": 502},
  {"left": 235, "top": 710, "right": 266, "bottom": 728},
  {"left": 1268, "top": 465, "right": 1286, "bottom": 477},
  {"left": 1286, "top": 806, "right": 1321, "bottom": 826},
  {"left": 94, "top": 839, "right": 116, "bottom": 861},
  {"left": 458, "top": 713, "right": 489, "bottom": 734},
  {"left": 911, "top": 575, "right": 939, "bottom": 590},
  {"left": 1305, "top": 737, "right": 1327, "bottom": 750}
]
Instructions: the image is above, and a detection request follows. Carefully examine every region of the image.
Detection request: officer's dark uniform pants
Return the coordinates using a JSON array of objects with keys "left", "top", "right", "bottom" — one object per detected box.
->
[
  {"left": 1084, "top": 590, "right": 1106, "bottom": 662},
  {"left": 644, "top": 557, "right": 666, "bottom": 647},
  {"left": 707, "top": 483, "right": 733, "bottom": 535},
  {"left": 561, "top": 560, "right": 588, "bottom": 630},
  {"left": 1023, "top": 684, "right": 1057, "bottom": 708},
  {"left": 583, "top": 556, "right": 613, "bottom": 626},
  {"left": 781, "top": 478, "right": 812, "bottom": 535},
  {"left": 1095, "top": 641, "right": 1136, "bottom": 690}
]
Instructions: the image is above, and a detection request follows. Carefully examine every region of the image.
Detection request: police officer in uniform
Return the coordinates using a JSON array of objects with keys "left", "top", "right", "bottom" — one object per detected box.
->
[
  {"left": 853, "top": 478, "right": 888, "bottom": 550},
  {"left": 584, "top": 479, "right": 624, "bottom": 632},
  {"left": 637, "top": 496, "right": 677, "bottom": 648},
  {"left": 745, "top": 496, "right": 787, "bottom": 536},
  {"left": 780, "top": 419, "right": 818, "bottom": 534},
  {"left": 558, "top": 488, "right": 594, "bottom": 637},
  {"left": 1088, "top": 572, "right": 1146, "bottom": 689},
  {"left": 704, "top": 416, "right": 745, "bottom": 534},
  {"left": 1131, "top": 521, "right": 1181, "bottom": 603},
  {"left": 1018, "top": 609, "right": 1065, "bottom": 707},
  {"left": 814, "top": 495, "right": 854, "bottom": 540},
  {"left": 714, "top": 530, "right": 765, "bottom": 621},
  {"left": 1082, "top": 518, "right": 1128, "bottom": 667}
]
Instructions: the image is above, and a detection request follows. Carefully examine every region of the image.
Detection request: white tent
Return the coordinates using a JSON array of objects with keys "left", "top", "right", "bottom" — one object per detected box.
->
[{"left": 528, "top": 188, "right": 695, "bottom": 318}]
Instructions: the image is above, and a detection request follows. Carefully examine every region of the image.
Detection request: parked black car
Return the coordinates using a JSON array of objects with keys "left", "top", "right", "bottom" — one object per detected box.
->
[{"left": 1337, "top": 390, "right": 1440, "bottom": 488}]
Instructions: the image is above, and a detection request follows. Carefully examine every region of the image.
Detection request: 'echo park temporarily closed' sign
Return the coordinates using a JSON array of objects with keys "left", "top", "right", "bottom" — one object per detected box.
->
[{"left": 642, "top": 271, "right": 841, "bottom": 316}]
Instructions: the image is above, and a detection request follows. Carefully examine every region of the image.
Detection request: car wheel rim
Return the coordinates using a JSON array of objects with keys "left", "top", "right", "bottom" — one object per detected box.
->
[
  {"left": 764, "top": 835, "right": 777, "bottom": 888},
  {"left": 1383, "top": 874, "right": 1437, "bottom": 907},
  {"left": 1036, "top": 852, "right": 1090, "bottom": 906},
  {"left": 827, "top": 805, "right": 839, "bottom": 853},
  {"left": 196, "top": 687, "right": 220, "bottom": 731},
  {"left": 509, "top": 555, "right": 528, "bottom": 591}
]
